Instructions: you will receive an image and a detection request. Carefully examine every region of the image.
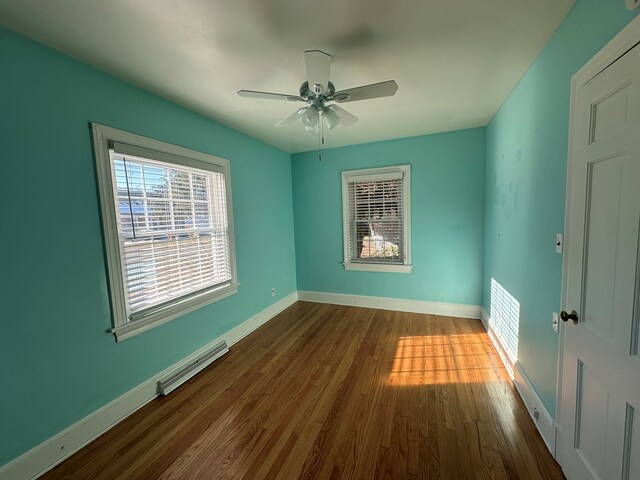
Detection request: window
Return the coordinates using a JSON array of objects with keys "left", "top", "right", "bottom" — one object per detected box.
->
[
  {"left": 92, "top": 124, "right": 237, "bottom": 341},
  {"left": 342, "top": 165, "right": 411, "bottom": 273}
]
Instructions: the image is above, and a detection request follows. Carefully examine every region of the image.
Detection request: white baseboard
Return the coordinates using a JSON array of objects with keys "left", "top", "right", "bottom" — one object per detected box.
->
[
  {"left": 513, "top": 361, "right": 556, "bottom": 455},
  {"left": 0, "top": 291, "right": 299, "bottom": 480},
  {"left": 298, "top": 291, "right": 482, "bottom": 319},
  {"left": 480, "top": 308, "right": 515, "bottom": 379},
  {"left": 480, "top": 308, "right": 556, "bottom": 456}
]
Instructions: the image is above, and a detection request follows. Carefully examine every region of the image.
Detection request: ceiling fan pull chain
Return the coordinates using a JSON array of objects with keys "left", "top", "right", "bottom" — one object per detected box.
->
[{"left": 318, "top": 118, "right": 322, "bottom": 162}]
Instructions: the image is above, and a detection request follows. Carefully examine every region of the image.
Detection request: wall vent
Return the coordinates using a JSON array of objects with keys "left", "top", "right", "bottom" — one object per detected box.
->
[{"left": 157, "top": 340, "right": 228, "bottom": 395}]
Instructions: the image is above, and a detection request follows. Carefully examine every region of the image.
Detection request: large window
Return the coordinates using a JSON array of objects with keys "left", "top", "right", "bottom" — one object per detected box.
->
[
  {"left": 92, "top": 124, "right": 237, "bottom": 341},
  {"left": 342, "top": 165, "right": 411, "bottom": 273}
]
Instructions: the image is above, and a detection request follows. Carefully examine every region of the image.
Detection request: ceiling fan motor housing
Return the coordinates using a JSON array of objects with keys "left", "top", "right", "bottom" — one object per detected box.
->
[{"left": 299, "top": 81, "right": 336, "bottom": 110}]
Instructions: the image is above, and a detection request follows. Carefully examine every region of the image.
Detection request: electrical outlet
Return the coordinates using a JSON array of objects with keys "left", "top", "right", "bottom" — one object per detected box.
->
[
  {"left": 271, "top": 288, "right": 276, "bottom": 297},
  {"left": 555, "top": 233, "right": 563, "bottom": 254},
  {"left": 552, "top": 312, "right": 559, "bottom": 333}
]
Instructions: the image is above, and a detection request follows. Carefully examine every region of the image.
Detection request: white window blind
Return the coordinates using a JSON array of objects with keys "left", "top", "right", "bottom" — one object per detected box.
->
[
  {"left": 342, "top": 165, "right": 411, "bottom": 273},
  {"left": 111, "top": 145, "right": 232, "bottom": 319},
  {"left": 347, "top": 176, "right": 404, "bottom": 263},
  {"left": 92, "top": 123, "right": 237, "bottom": 341}
]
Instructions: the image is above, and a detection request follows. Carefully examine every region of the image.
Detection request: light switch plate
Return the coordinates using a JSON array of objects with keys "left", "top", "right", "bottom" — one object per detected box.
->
[
  {"left": 553, "top": 312, "right": 559, "bottom": 333},
  {"left": 556, "top": 233, "right": 563, "bottom": 254}
]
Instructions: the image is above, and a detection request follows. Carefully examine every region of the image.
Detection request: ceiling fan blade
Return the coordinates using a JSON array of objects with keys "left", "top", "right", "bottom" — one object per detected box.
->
[
  {"left": 275, "top": 107, "right": 307, "bottom": 127},
  {"left": 327, "top": 105, "right": 358, "bottom": 127},
  {"left": 237, "top": 90, "right": 303, "bottom": 101},
  {"left": 304, "top": 50, "right": 332, "bottom": 93},
  {"left": 333, "top": 80, "right": 398, "bottom": 103}
]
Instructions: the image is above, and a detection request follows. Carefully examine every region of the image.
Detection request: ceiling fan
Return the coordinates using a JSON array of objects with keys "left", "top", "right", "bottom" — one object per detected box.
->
[{"left": 237, "top": 50, "right": 398, "bottom": 132}]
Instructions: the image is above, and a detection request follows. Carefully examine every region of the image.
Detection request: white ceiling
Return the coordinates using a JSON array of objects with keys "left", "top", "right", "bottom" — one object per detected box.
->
[{"left": 0, "top": 0, "right": 574, "bottom": 153}]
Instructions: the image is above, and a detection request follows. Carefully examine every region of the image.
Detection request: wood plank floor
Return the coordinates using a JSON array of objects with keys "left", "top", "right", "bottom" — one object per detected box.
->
[{"left": 42, "top": 302, "right": 565, "bottom": 479}]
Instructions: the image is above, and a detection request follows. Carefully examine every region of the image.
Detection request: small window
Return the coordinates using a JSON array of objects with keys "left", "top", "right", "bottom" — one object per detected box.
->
[
  {"left": 92, "top": 124, "right": 238, "bottom": 341},
  {"left": 342, "top": 165, "right": 412, "bottom": 273}
]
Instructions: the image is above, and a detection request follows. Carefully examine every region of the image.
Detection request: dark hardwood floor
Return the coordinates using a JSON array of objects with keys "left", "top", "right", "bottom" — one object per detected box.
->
[{"left": 42, "top": 301, "right": 565, "bottom": 479}]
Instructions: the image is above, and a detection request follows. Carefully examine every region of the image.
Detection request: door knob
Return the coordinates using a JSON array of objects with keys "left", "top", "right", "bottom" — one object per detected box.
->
[{"left": 560, "top": 310, "right": 579, "bottom": 324}]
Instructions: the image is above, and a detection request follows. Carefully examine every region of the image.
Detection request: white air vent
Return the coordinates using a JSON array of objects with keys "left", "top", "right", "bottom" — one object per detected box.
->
[{"left": 157, "top": 340, "right": 228, "bottom": 395}]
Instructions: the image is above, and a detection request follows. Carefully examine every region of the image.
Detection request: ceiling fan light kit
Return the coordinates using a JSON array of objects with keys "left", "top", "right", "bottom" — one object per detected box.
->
[
  {"left": 322, "top": 107, "right": 341, "bottom": 130},
  {"left": 237, "top": 50, "right": 398, "bottom": 138},
  {"left": 302, "top": 105, "right": 319, "bottom": 127}
]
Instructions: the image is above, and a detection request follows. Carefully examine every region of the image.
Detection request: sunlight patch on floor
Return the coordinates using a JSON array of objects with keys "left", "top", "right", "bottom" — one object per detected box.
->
[{"left": 388, "top": 334, "right": 502, "bottom": 385}]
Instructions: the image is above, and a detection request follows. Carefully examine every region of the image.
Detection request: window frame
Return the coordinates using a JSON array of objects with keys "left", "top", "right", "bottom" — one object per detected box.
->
[
  {"left": 341, "top": 165, "right": 412, "bottom": 274},
  {"left": 92, "top": 123, "right": 238, "bottom": 342}
]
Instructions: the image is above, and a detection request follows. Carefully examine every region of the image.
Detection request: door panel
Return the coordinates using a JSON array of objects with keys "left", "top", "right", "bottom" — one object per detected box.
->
[
  {"left": 633, "top": 261, "right": 640, "bottom": 357},
  {"left": 575, "top": 360, "right": 610, "bottom": 479},
  {"left": 582, "top": 156, "right": 624, "bottom": 339},
  {"left": 590, "top": 82, "right": 631, "bottom": 143},
  {"left": 558, "top": 42, "right": 640, "bottom": 480},
  {"left": 623, "top": 404, "right": 640, "bottom": 480}
]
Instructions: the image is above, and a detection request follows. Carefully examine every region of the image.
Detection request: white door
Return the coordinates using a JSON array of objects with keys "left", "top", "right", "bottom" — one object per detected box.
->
[{"left": 557, "top": 42, "right": 640, "bottom": 480}]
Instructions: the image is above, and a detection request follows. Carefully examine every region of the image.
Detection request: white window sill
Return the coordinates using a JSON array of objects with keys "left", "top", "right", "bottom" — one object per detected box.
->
[
  {"left": 342, "top": 262, "right": 413, "bottom": 273},
  {"left": 111, "top": 282, "right": 239, "bottom": 342}
]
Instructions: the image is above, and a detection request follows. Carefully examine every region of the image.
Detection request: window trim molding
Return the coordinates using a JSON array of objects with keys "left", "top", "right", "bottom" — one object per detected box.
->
[
  {"left": 91, "top": 123, "right": 238, "bottom": 341},
  {"left": 341, "top": 165, "right": 412, "bottom": 274},
  {"left": 111, "top": 283, "right": 239, "bottom": 342},
  {"left": 342, "top": 262, "right": 413, "bottom": 273}
]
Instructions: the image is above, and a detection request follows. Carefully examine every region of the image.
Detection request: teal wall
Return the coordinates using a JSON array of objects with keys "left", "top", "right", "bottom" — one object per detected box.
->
[
  {"left": 292, "top": 129, "right": 486, "bottom": 305},
  {"left": 3, "top": 0, "right": 640, "bottom": 469},
  {"left": 0, "top": 27, "right": 297, "bottom": 465},
  {"left": 484, "top": 0, "right": 638, "bottom": 416}
]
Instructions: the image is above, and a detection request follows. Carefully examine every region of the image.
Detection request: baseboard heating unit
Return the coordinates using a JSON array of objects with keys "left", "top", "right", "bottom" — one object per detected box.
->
[{"left": 157, "top": 340, "right": 229, "bottom": 395}]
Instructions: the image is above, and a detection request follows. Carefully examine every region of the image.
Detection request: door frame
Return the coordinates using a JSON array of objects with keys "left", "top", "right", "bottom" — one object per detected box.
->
[{"left": 555, "top": 13, "right": 640, "bottom": 451}]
